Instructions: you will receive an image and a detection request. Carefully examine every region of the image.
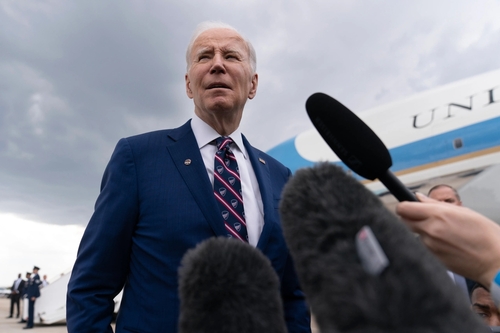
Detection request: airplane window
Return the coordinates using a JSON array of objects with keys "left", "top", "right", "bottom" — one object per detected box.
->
[{"left": 453, "top": 138, "right": 463, "bottom": 149}]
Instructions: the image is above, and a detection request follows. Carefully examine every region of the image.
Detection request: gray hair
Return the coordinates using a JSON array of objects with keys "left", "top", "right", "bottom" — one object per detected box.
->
[
  {"left": 428, "top": 184, "right": 461, "bottom": 201},
  {"left": 185, "top": 21, "right": 257, "bottom": 73}
]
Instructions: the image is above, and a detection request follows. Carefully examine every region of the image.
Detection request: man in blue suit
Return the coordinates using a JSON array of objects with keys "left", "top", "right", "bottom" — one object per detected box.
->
[{"left": 67, "top": 21, "right": 311, "bottom": 333}]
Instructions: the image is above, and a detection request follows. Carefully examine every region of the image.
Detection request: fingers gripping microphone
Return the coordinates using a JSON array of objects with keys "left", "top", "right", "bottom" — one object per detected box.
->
[
  {"left": 178, "top": 237, "right": 287, "bottom": 333},
  {"left": 280, "top": 163, "right": 489, "bottom": 333},
  {"left": 306, "top": 92, "right": 416, "bottom": 202}
]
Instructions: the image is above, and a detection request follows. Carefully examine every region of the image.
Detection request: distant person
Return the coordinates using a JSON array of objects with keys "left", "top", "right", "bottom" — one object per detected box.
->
[
  {"left": 67, "top": 21, "right": 310, "bottom": 333},
  {"left": 428, "top": 184, "right": 475, "bottom": 298},
  {"left": 396, "top": 193, "right": 500, "bottom": 306},
  {"left": 428, "top": 184, "right": 462, "bottom": 206},
  {"left": 24, "top": 266, "right": 42, "bottom": 329},
  {"left": 41, "top": 275, "right": 49, "bottom": 288},
  {"left": 7, "top": 273, "right": 24, "bottom": 319},
  {"left": 471, "top": 283, "right": 500, "bottom": 326},
  {"left": 19, "top": 272, "right": 31, "bottom": 324}
]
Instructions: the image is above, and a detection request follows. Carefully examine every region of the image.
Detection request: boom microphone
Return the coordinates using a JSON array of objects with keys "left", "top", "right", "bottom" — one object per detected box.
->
[
  {"left": 177, "top": 237, "right": 287, "bottom": 333},
  {"left": 306, "top": 92, "right": 416, "bottom": 202},
  {"left": 280, "top": 163, "right": 489, "bottom": 333}
]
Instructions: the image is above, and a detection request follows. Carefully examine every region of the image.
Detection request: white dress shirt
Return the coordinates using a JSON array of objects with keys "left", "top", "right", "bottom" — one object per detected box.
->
[
  {"left": 13, "top": 278, "right": 22, "bottom": 292},
  {"left": 190, "top": 115, "right": 264, "bottom": 246},
  {"left": 447, "top": 270, "right": 469, "bottom": 302}
]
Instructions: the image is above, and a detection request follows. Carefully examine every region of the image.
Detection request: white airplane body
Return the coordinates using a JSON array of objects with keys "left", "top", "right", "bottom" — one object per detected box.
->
[{"left": 267, "top": 69, "right": 500, "bottom": 221}]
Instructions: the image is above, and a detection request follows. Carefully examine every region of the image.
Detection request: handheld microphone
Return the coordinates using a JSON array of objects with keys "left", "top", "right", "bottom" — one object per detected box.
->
[
  {"left": 280, "top": 163, "right": 489, "bottom": 333},
  {"left": 178, "top": 237, "right": 287, "bottom": 333},
  {"left": 306, "top": 92, "right": 416, "bottom": 202}
]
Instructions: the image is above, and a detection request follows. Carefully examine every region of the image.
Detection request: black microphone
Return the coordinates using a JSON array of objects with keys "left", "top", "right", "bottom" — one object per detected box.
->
[
  {"left": 279, "top": 163, "right": 489, "bottom": 333},
  {"left": 306, "top": 92, "right": 416, "bottom": 202},
  {"left": 177, "top": 237, "right": 287, "bottom": 333}
]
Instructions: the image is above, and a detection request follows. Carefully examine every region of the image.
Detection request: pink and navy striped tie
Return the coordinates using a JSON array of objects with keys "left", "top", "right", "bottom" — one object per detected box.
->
[{"left": 214, "top": 137, "right": 248, "bottom": 242}]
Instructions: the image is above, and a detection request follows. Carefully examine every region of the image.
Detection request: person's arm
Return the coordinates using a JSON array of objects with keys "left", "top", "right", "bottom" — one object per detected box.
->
[
  {"left": 280, "top": 254, "right": 312, "bottom": 333},
  {"left": 279, "top": 168, "right": 311, "bottom": 333},
  {"left": 396, "top": 193, "right": 500, "bottom": 288},
  {"left": 34, "top": 275, "right": 42, "bottom": 288},
  {"left": 67, "top": 138, "right": 139, "bottom": 333}
]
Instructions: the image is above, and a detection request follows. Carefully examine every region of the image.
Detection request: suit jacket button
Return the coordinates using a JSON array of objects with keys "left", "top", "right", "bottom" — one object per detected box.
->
[{"left": 184, "top": 159, "right": 192, "bottom": 165}]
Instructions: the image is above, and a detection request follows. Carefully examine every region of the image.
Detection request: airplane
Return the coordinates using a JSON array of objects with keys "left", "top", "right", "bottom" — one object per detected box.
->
[{"left": 267, "top": 68, "right": 500, "bottom": 222}]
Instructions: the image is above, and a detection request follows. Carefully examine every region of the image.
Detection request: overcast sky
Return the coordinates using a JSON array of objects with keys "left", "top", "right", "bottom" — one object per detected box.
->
[{"left": 2, "top": 0, "right": 500, "bottom": 286}]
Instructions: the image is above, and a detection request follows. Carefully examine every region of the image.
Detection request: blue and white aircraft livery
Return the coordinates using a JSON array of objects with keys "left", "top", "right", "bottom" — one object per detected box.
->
[{"left": 267, "top": 69, "right": 500, "bottom": 222}]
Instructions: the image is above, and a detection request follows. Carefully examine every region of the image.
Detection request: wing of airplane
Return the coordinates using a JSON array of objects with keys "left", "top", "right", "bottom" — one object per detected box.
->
[{"left": 267, "top": 69, "right": 500, "bottom": 222}]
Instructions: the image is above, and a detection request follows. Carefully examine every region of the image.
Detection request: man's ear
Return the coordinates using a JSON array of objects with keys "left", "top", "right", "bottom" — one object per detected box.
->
[
  {"left": 185, "top": 74, "right": 193, "bottom": 98},
  {"left": 248, "top": 73, "right": 258, "bottom": 100}
]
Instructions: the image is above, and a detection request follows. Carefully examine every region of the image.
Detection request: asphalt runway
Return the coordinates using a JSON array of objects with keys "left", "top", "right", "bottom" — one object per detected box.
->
[
  {"left": 0, "top": 297, "right": 318, "bottom": 332},
  {"left": 0, "top": 297, "right": 66, "bottom": 332}
]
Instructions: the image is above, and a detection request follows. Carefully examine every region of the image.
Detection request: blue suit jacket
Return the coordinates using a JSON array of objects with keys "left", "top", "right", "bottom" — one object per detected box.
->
[
  {"left": 26, "top": 274, "right": 41, "bottom": 299},
  {"left": 67, "top": 120, "right": 311, "bottom": 333}
]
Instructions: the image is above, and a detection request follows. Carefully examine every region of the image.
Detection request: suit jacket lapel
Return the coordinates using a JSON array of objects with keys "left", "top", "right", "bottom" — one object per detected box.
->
[
  {"left": 453, "top": 273, "right": 470, "bottom": 301},
  {"left": 243, "top": 136, "right": 276, "bottom": 251},
  {"left": 166, "top": 121, "right": 227, "bottom": 237}
]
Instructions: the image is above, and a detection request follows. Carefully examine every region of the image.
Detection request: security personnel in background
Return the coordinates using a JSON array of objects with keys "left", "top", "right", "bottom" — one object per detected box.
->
[{"left": 24, "top": 266, "right": 41, "bottom": 329}]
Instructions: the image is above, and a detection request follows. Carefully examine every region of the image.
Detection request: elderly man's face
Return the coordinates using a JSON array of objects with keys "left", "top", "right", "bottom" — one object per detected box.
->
[
  {"left": 185, "top": 28, "right": 257, "bottom": 125},
  {"left": 471, "top": 287, "right": 500, "bottom": 326},
  {"left": 428, "top": 187, "right": 462, "bottom": 206}
]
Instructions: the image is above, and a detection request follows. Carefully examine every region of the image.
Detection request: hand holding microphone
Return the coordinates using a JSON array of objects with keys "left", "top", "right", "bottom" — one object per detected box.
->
[{"left": 397, "top": 193, "right": 500, "bottom": 289}]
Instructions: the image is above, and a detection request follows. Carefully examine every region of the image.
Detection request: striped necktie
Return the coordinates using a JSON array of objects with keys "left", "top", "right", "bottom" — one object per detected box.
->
[{"left": 213, "top": 137, "right": 248, "bottom": 242}]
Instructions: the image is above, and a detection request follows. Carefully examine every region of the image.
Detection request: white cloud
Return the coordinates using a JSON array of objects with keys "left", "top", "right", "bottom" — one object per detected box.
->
[{"left": 0, "top": 213, "right": 84, "bottom": 287}]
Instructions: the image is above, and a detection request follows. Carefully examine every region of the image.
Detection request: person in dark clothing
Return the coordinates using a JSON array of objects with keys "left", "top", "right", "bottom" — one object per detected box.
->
[
  {"left": 18, "top": 272, "right": 31, "bottom": 324},
  {"left": 24, "top": 266, "right": 41, "bottom": 329},
  {"left": 7, "top": 273, "right": 25, "bottom": 318}
]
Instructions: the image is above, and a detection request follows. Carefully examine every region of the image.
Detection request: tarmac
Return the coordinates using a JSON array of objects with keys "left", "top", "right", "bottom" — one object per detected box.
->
[
  {"left": 0, "top": 297, "right": 74, "bottom": 333},
  {"left": 0, "top": 305, "right": 65, "bottom": 331},
  {"left": 0, "top": 297, "right": 319, "bottom": 332}
]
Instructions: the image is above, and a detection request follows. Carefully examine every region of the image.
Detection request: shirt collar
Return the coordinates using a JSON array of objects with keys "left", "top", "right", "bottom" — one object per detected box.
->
[{"left": 191, "top": 115, "right": 248, "bottom": 159}]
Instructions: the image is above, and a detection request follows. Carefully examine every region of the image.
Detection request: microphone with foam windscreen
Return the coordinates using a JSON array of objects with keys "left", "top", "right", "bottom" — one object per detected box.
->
[
  {"left": 280, "top": 163, "right": 489, "bottom": 333},
  {"left": 177, "top": 237, "right": 287, "bottom": 333},
  {"left": 306, "top": 92, "right": 416, "bottom": 202}
]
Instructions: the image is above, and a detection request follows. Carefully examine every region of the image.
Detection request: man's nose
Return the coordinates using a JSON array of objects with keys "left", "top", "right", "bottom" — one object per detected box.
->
[{"left": 210, "top": 54, "right": 226, "bottom": 74}]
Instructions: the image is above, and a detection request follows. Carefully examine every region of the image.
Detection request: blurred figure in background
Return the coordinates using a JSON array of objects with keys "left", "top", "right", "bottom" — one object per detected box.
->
[
  {"left": 41, "top": 275, "right": 49, "bottom": 288},
  {"left": 24, "top": 266, "right": 41, "bottom": 329},
  {"left": 428, "top": 184, "right": 476, "bottom": 298},
  {"left": 7, "top": 273, "right": 24, "bottom": 319},
  {"left": 471, "top": 283, "right": 500, "bottom": 326},
  {"left": 19, "top": 272, "right": 31, "bottom": 324}
]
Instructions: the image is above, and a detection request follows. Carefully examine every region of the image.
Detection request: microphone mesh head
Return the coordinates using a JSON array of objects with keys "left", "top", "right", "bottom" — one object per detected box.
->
[
  {"left": 280, "top": 163, "right": 489, "bottom": 333},
  {"left": 178, "top": 237, "right": 287, "bottom": 333}
]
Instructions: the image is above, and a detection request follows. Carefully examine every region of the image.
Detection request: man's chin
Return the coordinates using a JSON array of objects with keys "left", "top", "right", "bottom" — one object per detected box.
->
[{"left": 205, "top": 99, "right": 237, "bottom": 113}]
